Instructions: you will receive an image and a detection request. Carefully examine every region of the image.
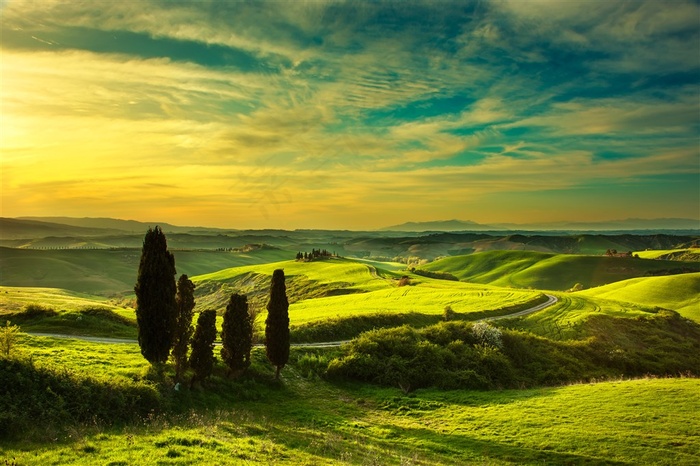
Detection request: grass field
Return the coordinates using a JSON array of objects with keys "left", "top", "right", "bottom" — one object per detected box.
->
[
  {"left": 418, "top": 251, "right": 700, "bottom": 290},
  {"left": 0, "top": 247, "right": 294, "bottom": 296},
  {"left": 578, "top": 273, "right": 700, "bottom": 322},
  {"left": 3, "top": 243, "right": 700, "bottom": 465},
  {"left": 633, "top": 249, "right": 700, "bottom": 261},
  {"left": 3, "top": 334, "right": 699, "bottom": 465}
]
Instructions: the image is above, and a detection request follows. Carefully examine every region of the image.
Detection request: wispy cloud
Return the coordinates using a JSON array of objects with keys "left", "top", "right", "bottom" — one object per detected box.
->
[{"left": 1, "top": 0, "right": 698, "bottom": 228}]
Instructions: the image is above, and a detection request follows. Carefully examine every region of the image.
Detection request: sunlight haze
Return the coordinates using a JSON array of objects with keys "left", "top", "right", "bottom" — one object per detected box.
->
[{"left": 1, "top": 0, "right": 699, "bottom": 229}]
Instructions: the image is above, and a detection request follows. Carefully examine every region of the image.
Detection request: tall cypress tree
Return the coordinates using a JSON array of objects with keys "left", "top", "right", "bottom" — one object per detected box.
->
[
  {"left": 134, "top": 226, "right": 177, "bottom": 365},
  {"left": 171, "top": 274, "right": 195, "bottom": 382},
  {"left": 221, "top": 293, "right": 253, "bottom": 377},
  {"left": 189, "top": 309, "right": 217, "bottom": 387},
  {"left": 265, "top": 269, "right": 289, "bottom": 379}
]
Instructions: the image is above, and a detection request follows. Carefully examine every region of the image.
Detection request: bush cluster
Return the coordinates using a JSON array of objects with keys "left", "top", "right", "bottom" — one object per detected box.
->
[
  {"left": 411, "top": 269, "right": 459, "bottom": 281},
  {"left": 0, "top": 358, "right": 161, "bottom": 440},
  {"left": 327, "top": 312, "right": 700, "bottom": 392}
]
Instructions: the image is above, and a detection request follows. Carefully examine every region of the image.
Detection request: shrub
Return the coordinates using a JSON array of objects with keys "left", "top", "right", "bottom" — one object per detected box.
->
[
  {"left": 327, "top": 313, "right": 700, "bottom": 391},
  {"left": 442, "top": 305, "right": 455, "bottom": 322},
  {"left": 472, "top": 322, "right": 503, "bottom": 349},
  {"left": 22, "top": 304, "right": 57, "bottom": 317},
  {"left": 0, "top": 358, "right": 161, "bottom": 440},
  {"left": 0, "top": 321, "right": 20, "bottom": 357}
]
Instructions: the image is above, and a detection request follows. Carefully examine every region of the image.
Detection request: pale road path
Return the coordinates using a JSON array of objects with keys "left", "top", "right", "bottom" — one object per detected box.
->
[{"left": 26, "top": 294, "right": 558, "bottom": 348}]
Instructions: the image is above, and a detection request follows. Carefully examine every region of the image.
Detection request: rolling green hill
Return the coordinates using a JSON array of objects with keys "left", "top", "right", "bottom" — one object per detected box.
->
[
  {"left": 418, "top": 250, "right": 700, "bottom": 291},
  {"left": 578, "top": 273, "right": 700, "bottom": 321},
  {"left": 0, "top": 247, "right": 293, "bottom": 295},
  {"left": 633, "top": 248, "right": 700, "bottom": 261}
]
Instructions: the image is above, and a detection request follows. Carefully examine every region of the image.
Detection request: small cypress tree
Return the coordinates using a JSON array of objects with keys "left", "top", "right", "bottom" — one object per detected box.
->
[
  {"left": 171, "top": 274, "right": 195, "bottom": 382},
  {"left": 221, "top": 293, "right": 253, "bottom": 377},
  {"left": 189, "top": 310, "right": 217, "bottom": 387},
  {"left": 265, "top": 269, "right": 289, "bottom": 379},
  {"left": 134, "top": 226, "right": 177, "bottom": 365}
]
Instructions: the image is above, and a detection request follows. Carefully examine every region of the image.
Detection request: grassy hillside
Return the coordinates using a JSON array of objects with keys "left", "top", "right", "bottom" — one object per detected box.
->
[
  {"left": 192, "top": 257, "right": 545, "bottom": 339},
  {"left": 0, "top": 286, "right": 137, "bottom": 338},
  {"left": 578, "top": 273, "right": 700, "bottom": 321},
  {"left": 0, "top": 247, "right": 292, "bottom": 295},
  {"left": 419, "top": 250, "right": 700, "bottom": 290},
  {"left": 633, "top": 248, "right": 700, "bottom": 261},
  {"left": 3, "top": 334, "right": 700, "bottom": 465}
]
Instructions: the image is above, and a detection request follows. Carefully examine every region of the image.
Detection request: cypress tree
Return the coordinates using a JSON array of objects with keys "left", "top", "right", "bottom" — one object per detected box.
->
[
  {"left": 134, "top": 226, "right": 177, "bottom": 365},
  {"left": 188, "top": 309, "right": 217, "bottom": 387},
  {"left": 265, "top": 269, "right": 289, "bottom": 379},
  {"left": 221, "top": 293, "right": 253, "bottom": 377},
  {"left": 171, "top": 274, "right": 195, "bottom": 382}
]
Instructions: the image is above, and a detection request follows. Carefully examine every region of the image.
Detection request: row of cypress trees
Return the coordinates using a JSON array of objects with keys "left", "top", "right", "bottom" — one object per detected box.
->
[{"left": 134, "top": 227, "right": 290, "bottom": 384}]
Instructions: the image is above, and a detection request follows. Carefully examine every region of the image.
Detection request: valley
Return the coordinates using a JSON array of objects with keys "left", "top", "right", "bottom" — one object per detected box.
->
[{"left": 1, "top": 217, "right": 699, "bottom": 465}]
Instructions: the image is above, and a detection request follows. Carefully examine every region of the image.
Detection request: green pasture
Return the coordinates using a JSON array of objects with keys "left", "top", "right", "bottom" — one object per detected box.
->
[
  {"left": 289, "top": 282, "right": 543, "bottom": 324},
  {"left": 502, "top": 292, "right": 661, "bottom": 339},
  {"left": 578, "top": 273, "right": 700, "bottom": 322},
  {"left": 0, "top": 247, "right": 294, "bottom": 296},
  {"left": 0, "top": 286, "right": 118, "bottom": 313},
  {"left": 633, "top": 248, "right": 700, "bottom": 261},
  {"left": 3, "top": 333, "right": 699, "bottom": 465},
  {"left": 419, "top": 250, "right": 700, "bottom": 290}
]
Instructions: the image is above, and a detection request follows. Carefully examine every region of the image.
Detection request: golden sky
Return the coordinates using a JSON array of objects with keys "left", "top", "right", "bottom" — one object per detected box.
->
[{"left": 1, "top": 1, "right": 699, "bottom": 229}]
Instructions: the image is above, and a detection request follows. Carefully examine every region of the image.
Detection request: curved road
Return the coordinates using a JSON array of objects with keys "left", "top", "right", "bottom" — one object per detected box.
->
[{"left": 26, "top": 294, "right": 558, "bottom": 348}]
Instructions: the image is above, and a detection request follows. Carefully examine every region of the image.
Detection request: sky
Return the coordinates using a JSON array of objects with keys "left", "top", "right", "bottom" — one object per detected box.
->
[{"left": 1, "top": 0, "right": 699, "bottom": 230}]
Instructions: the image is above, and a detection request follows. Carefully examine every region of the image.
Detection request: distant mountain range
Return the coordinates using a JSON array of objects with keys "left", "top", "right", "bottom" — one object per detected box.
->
[
  {"left": 380, "top": 218, "right": 700, "bottom": 232},
  {"left": 15, "top": 217, "right": 227, "bottom": 234},
  {"left": 1, "top": 216, "right": 698, "bottom": 242}
]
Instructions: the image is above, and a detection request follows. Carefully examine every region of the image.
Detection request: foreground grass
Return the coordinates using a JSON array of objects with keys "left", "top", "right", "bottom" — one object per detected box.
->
[{"left": 3, "top": 343, "right": 699, "bottom": 466}]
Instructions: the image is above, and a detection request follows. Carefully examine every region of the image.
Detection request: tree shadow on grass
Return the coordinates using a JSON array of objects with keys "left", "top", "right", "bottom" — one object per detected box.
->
[{"left": 371, "top": 424, "right": 629, "bottom": 465}]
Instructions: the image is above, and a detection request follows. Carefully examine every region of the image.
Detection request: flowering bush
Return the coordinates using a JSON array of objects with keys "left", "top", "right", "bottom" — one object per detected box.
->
[{"left": 472, "top": 322, "right": 503, "bottom": 349}]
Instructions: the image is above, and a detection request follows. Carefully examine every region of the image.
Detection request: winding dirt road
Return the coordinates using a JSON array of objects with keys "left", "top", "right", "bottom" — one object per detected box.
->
[{"left": 26, "top": 294, "right": 558, "bottom": 347}]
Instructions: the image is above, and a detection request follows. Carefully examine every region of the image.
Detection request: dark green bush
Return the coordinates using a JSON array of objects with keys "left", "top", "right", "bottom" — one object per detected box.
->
[
  {"left": 327, "top": 312, "right": 700, "bottom": 392},
  {"left": 0, "top": 358, "right": 161, "bottom": 440}
]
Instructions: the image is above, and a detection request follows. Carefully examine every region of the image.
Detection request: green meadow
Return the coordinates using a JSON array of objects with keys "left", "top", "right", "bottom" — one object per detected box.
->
[
  {"left": 633, "top": 248, "right": 700, "bottom": 261},
  {"left": 2, "top": 228, "right": 700, "bottom": 465},
  {"left": 417, "top": 250, "right": 700, "bottom": 290},
  {"left": 3, "top": 334, "right": 699, "bottom": 465},
  {"left": 578, "top": 273, "right": 700, "bottom": 321}
]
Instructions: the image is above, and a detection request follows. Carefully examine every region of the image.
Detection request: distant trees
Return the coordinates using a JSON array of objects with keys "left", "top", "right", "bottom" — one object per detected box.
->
[
  {"left": 188, "top": 309, "right": 217, "bottom": 387},
  {"left": 221, "top": 293, "right": 254, "bottom": 377},
  {"left": 296, "top": 249, "right": 335, "bottom": 261},
  {"left": 134, "top": 226, "right": 178, "bottom": 365},
  {"left": 265, "top": 269, "right": 290, "bottom": 379},
  {"left": 171, "top": 274, "right": 195, "bottom": 382}
]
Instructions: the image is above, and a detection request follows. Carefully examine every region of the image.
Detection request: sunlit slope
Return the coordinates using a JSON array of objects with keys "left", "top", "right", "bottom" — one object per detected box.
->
[
  {"left": 0, "top": 286, "right": 120, "bottom": 312},
  {"left": 193, "top": 257, "right": 544, "bottom": 324},
  {"left": 0, "top": 247, "right": 292, "bottom": 295},
  {"left": 192, "top": 257, "right": 396, "bottom": 311},
  {"left": 633, "top": 248, "right": 700, "bottom": 261},
  {"left": 418, "top": 251, "right": 700, "bottom": 290},
  {"left": 577, "top": 273, "right": 700, "bottom": 321},
  {"left": 290, "top": 281, "right": 543, "bottom": 324}
]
